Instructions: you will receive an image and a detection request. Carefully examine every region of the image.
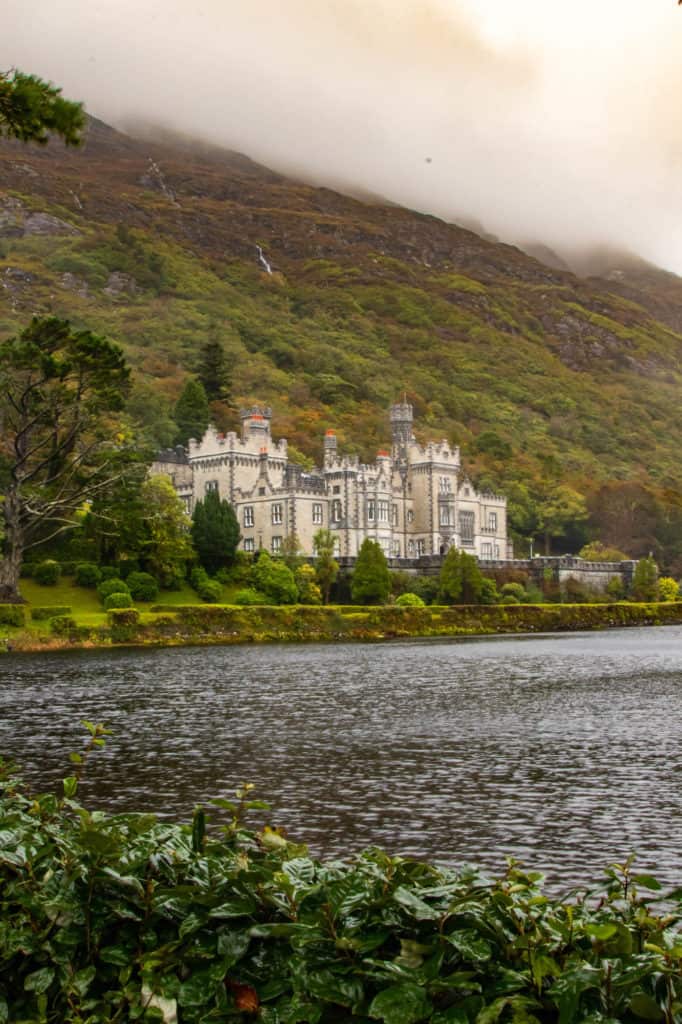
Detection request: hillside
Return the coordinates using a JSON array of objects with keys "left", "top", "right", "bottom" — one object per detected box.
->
[{"left": 2, "top": 118, "right": 682, "bottom": 564}]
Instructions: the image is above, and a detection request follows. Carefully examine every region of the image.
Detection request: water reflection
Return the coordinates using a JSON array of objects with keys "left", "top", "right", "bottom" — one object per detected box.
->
[{"left": 2, "top": 627, "right": 682, "bottom": 888}]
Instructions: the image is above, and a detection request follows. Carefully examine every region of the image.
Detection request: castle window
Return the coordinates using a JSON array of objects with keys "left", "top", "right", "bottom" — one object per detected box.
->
[
  {"left": 313, "top": 503, "right": 323, "bottom": 524},
  {"left": 243, "top": 505, "right": 254, "bottom": 528},
  {"left": 331, "top": 499, "right": 343, "bottom": 523},
  {"left": 488, "top": 511, "right": 497, "bottom": 531},
  {"left": 271, "top": 503, "right": 283, "bottom": 525},
  {"left": 416, "top": 539, "right": 426, "bottom": 557},
  {"left": 333, "top": 485, "right": 341, "bottom": 495},
  {"left": 243, "top": 538, "right": 255, "bottom": 553},
  {"left": 408, "top": 540, "right": 415, "bottom": 556},
  {"left": 392, "top": 505, "right": 398, "bottom": 525},
  {"left": 391, "top": 539, "right": 400, "bottom": 557},
  {"left": 271, "top": 536, "right": 282, "bottom": 554},
  {"left": 259, "top": 487, "right": 266, "bottom": 496},
  {"left": 378, "top": 499, "right": 390, "bottom": 522},
  {"left": 481, "top": 542, "right": 493, "bottom": 559},
  {"left": 407, "top": 509, "right": 414, "bottom": 524},
  {"left": 439, "top": 505, "right": 452, "bottom": 527},
  {"left": 379, "top": 538, "right": 391, "bottom": 555},
  {"left": 439, "top": 476, "right": 452, "bottom": 494},
  {"left": 459, "top": 510, "right": 475, "bottom": 545},
  {"left": 205, "top": 479, "right": 219, "bottom": 493},
  {"left": 367, "top": 499, "right": 375, "bottom": 522}
]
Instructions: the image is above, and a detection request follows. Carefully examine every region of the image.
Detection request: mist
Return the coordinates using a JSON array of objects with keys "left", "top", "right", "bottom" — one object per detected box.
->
[{"left": 4, "top": 0, "right": 682, "bottom": 273}]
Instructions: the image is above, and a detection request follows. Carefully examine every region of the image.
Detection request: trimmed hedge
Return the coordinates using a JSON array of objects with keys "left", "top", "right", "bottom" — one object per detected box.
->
[
  {"left": 103, "top": 592, "right": 133, "bottom": 610},
  {"left": 33, "top": 559, "right": 62, "bottom": 586},
  {"left": 0, "top": 605, "right": 26, "bottom": 627},
  {"left": 108, "top": 607, "right": 141, "bottom": 643},
  {"left": 75, "top": 562, "right": 101, "bottom": 587},
  {"left": 30, "top": 605, "right": 72, "bottom": 621},
  {"left": 97, "top": 578, "right": 130, "bottom": 601}
]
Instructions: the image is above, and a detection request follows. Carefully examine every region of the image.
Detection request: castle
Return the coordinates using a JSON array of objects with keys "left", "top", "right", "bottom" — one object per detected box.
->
[{"left": 152, "top": 403, "right": 511, "bottom": 561}]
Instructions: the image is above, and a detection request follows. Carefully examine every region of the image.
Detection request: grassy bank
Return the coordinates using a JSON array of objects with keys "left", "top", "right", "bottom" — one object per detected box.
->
[{"left": 2, "top": 579, "right": 682, "bottom": 651}]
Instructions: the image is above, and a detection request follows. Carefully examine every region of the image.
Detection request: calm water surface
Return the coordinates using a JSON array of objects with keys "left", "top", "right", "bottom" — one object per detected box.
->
[{"left": 2, "top": 627, "right": 682, "bottom": 888}]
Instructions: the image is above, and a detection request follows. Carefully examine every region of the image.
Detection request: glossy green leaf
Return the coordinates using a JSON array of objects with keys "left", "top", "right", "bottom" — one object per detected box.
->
[{"left": 369, "top": 982, "right": 432, "bottom": 1024}]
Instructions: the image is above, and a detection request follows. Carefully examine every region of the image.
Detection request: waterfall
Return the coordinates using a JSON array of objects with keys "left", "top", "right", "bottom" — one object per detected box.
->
[{"left": 256, "top": 245, "right": 273, "bottom": 274}]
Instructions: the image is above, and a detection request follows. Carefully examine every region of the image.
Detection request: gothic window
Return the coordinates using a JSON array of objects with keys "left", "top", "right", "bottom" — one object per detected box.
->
[
  {"left": 392, "top": 505, "right": 398, "bottom": 526},
  {"left": 416, "top": 539, "right": 426, "bottom": 557},
  {"left": 407, "top": 509, "right": 414, "bottom": 524},
  {"left": 312, "top": 503, "right": 323, "bottom": 524},
  {"left": 331, "top": 499, "right": 343, "bottom": 523},
  {"left": 378, "top": 499, "right": 390, "bottom": 522},
  {"left": 489, "top": 511, "right": 497, "bottom": 531},
  {"left": 243, "top": 505, "right": 254, "bottom": 528},
  {"left": 407, "top": 539, "right": 415, "bottom": 556},
  {"left": 271, "top": 536, "right": 282, "bottom": 554},
  {"left": 243, "top": 538, "right": 255, "bottom": 552},
  {"left": 205, "top": 479, "right": 219, "bottom": 493},
  {"left": 439, "top": 504, "right": 452, "bottom": 527},
  {"left": 333, "top": 485, "right": 341, "bottom": 494},
  {"left": 459, "top": 510, "right": 475, "bottom": 545},
  {"left": 391, "top": 539, "right": 401, "bottom": 557},
  {"left": 367, "top": 499, "right": 375, "bottom": 522},
  {"left": 481, "top": 542, "right": 493, "bottom": 558},
  {"left": 271, "top": 503, "right": 283, "bottom": 525},
  {"left": 439, "top": 476, "right": 452, "bottom": 494}
]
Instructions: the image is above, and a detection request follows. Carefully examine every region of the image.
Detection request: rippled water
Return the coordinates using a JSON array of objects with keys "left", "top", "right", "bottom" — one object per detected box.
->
[{"left": 2, "top": 627, "right": 682, "bottom": 888}]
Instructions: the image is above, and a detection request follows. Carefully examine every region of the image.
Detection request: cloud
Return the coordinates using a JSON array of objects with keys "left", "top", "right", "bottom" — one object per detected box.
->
[{"left": 3, "top": 0, "right": 682, "bottom": 272}]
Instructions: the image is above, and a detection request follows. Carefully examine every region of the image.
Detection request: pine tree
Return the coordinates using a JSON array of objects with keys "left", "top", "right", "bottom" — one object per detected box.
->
[
  {"left": 174, "top": 379, "right": 210, "bottom": 446},
  {"left": 313, "top": 528, "right": 339, "bottom": 604},
  {"left": 196, "top": 335, "right": 231, "bottom": 402},
  {"left": 460, "top": 551, "right": 485, "bottom": 603},
  {"left": 191, "top": 490, "right": 241, "bottom": 574},
  {"left": 630, "top": 555, "right": 659, "bottom": 602},
  {"left": 351, "top": 539, "right": 391, "bottom": 605},
  {"left": 439, "top": 547, "right": 463, "bottom": 603}
]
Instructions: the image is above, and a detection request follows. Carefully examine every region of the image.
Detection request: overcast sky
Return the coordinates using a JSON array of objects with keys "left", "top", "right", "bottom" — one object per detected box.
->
[{"left": 4, "top": 0, "right": 682, "bottom": 272}]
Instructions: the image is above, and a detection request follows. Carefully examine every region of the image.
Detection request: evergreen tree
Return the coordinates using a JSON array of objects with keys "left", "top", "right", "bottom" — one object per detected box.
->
[
  {"left": 439, "top": 548, "right": 485, "bottom": 604},
  {"left": 174, "top": 379, "right": 210, "bottom": 446},
  {"left": 196, "top": 335, "right": 231, "bottom": 402},
  {"left": 630, "top": 555, "right": 659, "bottom": 602},
  {"left": 313, "top": 528, "right": 339, "bottom": 604},
  {"left": 439, "top": 547, "right": 463, "bottom": 603},
  {"left": 0, "top": 71, "right": 84, "bottom": 145},
  {"left": 191, "top": 490, "right": 241, "bottom": 574},
  {"left": 351, "top": 538, "right": 391, "bottom": 605},
  {"left": 460, "top": 551, "right": 485, "bottom": 603}
]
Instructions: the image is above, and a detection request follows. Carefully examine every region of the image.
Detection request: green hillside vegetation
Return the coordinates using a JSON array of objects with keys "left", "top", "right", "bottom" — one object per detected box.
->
[{"left": 3, "top": 121, "right": 682, "bottom": 564}]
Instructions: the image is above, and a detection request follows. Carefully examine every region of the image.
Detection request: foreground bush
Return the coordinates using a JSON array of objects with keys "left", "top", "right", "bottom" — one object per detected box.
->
[
  {"left": 2, "top": 735, "right": 682, "bottom": 1024},
  {"left": 75, "top": 561, "right": 102, "bottom": 587},
  {"left": 32, "top": 559, "right": 62, "bottom": 586}
]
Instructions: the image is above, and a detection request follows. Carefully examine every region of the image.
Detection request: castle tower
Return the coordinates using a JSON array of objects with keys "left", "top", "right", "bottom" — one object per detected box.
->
[
  {"left": 390, "top": 401, "right": 414, "bottom": 459},
  {"left": 324, "top": 429, "right": 338, "bottom": 468},
  {"left": 240, "top": 405, "right": 272, "bottom": 443}
]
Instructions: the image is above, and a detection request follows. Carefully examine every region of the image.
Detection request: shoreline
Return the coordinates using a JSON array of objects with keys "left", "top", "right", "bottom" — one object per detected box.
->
[{"left": 3, "top": 599, "right": 682, "bottom": 654}]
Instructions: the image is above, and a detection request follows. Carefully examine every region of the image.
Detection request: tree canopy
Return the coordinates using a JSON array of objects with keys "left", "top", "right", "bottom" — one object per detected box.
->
[
  {"left": 351, "top": 539, "right": 391, "bottom": 605},
  {"left": 191, "top": 490, "right": 241, "bottom": 574},
  {"left": 0, "top": 70, "right": 84, "bottom": 145},
  {"left": 0, "top": 317, "right": 131, "bottom": 601}
]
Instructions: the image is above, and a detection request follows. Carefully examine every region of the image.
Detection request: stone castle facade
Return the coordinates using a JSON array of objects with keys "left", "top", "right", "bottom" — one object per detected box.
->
[{"left": 152, "top": 403, "right": 511, "bottom": 561}]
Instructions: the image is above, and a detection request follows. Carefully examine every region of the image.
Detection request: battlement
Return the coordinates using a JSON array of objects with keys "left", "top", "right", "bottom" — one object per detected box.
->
[{"left": 187, "top": 425, "right": 287, "bottom": 460}]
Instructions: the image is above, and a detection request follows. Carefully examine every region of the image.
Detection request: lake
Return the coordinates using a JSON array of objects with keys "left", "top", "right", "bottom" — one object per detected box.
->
[{"left": 2, "top": 626, "right": 681, "bottom": 889}]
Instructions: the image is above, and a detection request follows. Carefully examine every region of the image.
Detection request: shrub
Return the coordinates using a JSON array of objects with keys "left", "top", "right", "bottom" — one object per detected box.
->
[
  {"left": 395, "top": 592, "right": 425, "bottom": 607},
  {"left": 99, "top": 566, "right": 119, "bottom": 582},
  {"left": 126, "top": 571, "right": 159, "bottom": 602},
  {"left": 108, "top": 608, "right": 141, "bottom": 643},
  {"left": 33, "top": 560, "right": 61, "bottom": 586},
  {"left": 198, "top": 579, "right": 223, "bottom": 603},
  {"left": 500, "top": 594, "right": 521, "bottom": 605},
  {"left": 253, "top": 552, "right": 298, "bottom": 605},
  {"left": 351, "top": 539, "right": 391, "bottom": 605},
  {"left": 190, "top": 565, "right": 209, "bottom": 590},
  {"left": 3, "top": 762, "right": 682, "bottom": 1024},
  {"left": 500, "top": 581, "right": 526, "bottom": 601},
  {"left": 478, "top": 577, "right": 500, "bottom": 605},
  {"left": 295, "top": 564, "right": 322, "bottom": 605},
  {"left": 233, "top": 587, "right": 268, "bottom": 606},
  {"left": 97, "top": 578, "right": 130, "bottom": 601},
  {"left": 30, "top": 605, "right": 72, "bottom": 621},
  {"left": 103, "top": 592, "right": 133, "bottom": 610},
  {"left": 658, "top": 576, "right": 680, "bottom": 602},
  {"left": 118, "top": 559, "right": 140, "bottom": 579},
  {"left": 406, "top": 575, "right": 440, "bottom": 605},
  {"left": 49, "top": 615, "right": 78, "bottom": 636},
  {"left": 631, "top": 555, "right": 659, "bottom": 602},
  {"left": 0, "top": 605, "right": 26, "bottom": 627},
  {"left": 75, "top": 562, "right": 102, "bottom": 587},
  {"left": 606, "top": 576, "right": 625, "bottom": 601}
]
